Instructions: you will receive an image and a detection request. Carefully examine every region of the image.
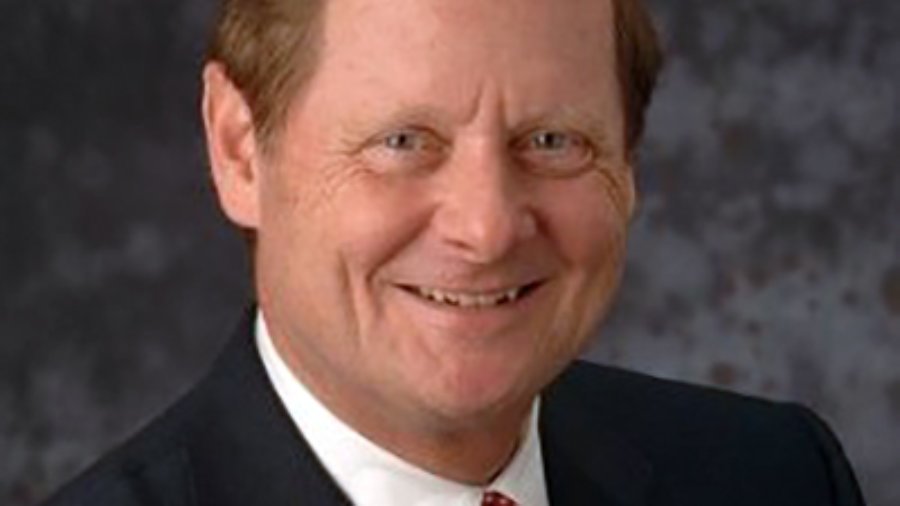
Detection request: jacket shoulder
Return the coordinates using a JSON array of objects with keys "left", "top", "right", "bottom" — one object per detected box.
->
[
  {"left": 40, "top": 387, "right": 201, "bottom": 506},
  {"left": 553, "top": 360, "right": 789, "bottom": 418},
  {"left": 544, "top": 360, "right": 865, "bottom": 505},
  {"left": 549, "top": 360, "right": 831, "bottom": 450}
]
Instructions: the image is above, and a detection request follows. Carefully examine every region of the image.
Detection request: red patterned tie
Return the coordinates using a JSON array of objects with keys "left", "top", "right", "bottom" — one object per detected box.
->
[{"left": 482, "top": 490, "right": 519, "bottom": 506}]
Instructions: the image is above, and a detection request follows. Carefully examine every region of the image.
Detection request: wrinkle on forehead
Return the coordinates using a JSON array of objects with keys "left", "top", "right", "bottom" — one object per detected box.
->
[
  {"left": 304, "top": 0, "right": 623, "bottom": 146},
  {"left": 320, "top": 0, "right": 615, "bottom": 76},
  {"left": 425, "top": 0, "right": 613, "bottom": 39}
]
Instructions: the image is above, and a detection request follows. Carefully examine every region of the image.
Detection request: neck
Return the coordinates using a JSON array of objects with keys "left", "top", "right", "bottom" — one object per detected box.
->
[{"left": 269, "top": 329, "right": 532, "bottom": 484}]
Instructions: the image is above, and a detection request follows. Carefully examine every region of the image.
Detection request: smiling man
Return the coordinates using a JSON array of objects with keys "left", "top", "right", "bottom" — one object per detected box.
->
[{"left": 43, "top": 0, "right": 865, "bottom": 505}]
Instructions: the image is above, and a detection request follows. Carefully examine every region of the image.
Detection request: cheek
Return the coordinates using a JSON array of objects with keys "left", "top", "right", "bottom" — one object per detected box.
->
[
  {"left": 338, "top": 182, "right": 423, "bottom": 247},
  {"left": 541, "top": 173, "right": 632, "bottom": 268},
  {"left": 537, "top": 174, "right": 631, "bottom": 344},
  {"left": 327, "top": 176, "right": 432, "bottom": 306}
]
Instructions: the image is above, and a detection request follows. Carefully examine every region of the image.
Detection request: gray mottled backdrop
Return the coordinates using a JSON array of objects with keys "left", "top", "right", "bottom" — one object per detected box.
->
[{"left": 1, "top": 0, "right": 897, "bottom": 504}]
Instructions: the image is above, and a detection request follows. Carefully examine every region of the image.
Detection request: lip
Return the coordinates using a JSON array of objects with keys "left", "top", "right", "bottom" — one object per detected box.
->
[
  {"left": 387, "top": 278, "right": 551, "bottom": 343},
  {"left": 394, "top": 280, "right": 546, "bottom": 310}
]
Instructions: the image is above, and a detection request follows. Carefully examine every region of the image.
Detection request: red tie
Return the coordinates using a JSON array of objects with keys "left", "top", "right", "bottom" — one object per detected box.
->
[{"left": 482, "top": 490, "right": 519, "bottom": 506}]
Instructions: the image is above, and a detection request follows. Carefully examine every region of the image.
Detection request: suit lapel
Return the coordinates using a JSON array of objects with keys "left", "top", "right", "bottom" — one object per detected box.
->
[
  {"left": 540, "top": 365, "right": 654, "bottom": 506},
  {"left": 183, "top": 310, "right": 352, "bottom": 506}
]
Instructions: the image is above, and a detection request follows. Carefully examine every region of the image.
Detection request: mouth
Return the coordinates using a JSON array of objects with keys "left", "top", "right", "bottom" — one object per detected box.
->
[{"left": 398, "top": 282, "right": 543, "bottom": 308}]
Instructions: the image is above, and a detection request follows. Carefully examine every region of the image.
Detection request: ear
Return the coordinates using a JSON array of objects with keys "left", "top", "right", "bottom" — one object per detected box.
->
[{"left": 202, "top": 62, "right": 261, "bottom": 229}]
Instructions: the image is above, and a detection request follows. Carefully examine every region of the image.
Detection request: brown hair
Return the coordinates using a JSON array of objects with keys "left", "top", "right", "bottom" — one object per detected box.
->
[
  {"left": 206, "top": 0, "right": 325, "bottom": 150},
  {"left": 612, "top": 0, "right": 664, "bottom": 151},
  {"left": 207, "top": 0, "right": 663, "bottom": 152}
]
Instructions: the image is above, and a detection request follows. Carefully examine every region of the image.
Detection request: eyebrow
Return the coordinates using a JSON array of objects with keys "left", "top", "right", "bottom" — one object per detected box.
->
[{"left": 341, "top": 104, "right": 455, "bottom": 143}]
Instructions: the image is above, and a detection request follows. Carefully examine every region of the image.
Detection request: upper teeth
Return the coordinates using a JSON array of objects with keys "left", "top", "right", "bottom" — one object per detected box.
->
[{"left": 413, "top": 286, "right": 523, "bottom": 307}]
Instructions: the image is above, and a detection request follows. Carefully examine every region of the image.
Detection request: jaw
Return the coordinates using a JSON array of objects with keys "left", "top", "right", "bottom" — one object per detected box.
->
[{"left": 361, "top": 280, "right": 570, "bottom": 421}]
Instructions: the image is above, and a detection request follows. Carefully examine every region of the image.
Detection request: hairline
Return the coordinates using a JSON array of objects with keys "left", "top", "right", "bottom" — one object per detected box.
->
[{"left": 208, "top": 0, "right": 662, "bottom": 155}]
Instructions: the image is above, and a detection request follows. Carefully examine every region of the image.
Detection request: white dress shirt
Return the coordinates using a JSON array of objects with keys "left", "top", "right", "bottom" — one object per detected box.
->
[{"left": 256, "top": 313, "right": 549, "bottom": 506}]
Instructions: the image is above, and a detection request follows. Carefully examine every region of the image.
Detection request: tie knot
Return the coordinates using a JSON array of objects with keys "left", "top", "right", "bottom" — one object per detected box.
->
[{"left": 482, "top": 490, "right": 518, "bottom": 506}]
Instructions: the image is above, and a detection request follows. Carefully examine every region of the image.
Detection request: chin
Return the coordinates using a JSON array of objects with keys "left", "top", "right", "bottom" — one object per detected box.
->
[{"left": 408, "top": 360, "right": 537, "bottom": 426}]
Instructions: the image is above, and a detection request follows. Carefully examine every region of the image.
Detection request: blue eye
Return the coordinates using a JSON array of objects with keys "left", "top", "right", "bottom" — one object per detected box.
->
[
  {"left": 383, "top": 131, "right": 421, "bottom": 151},
  {"left": 531, "top": 131, "right": 572, "bottom": 151},
  {"left": 516, "top": 129, "right": 595, "bottom": 176},
  {"left": 363, "top": 128, "right": 445, "bottom": 174}
]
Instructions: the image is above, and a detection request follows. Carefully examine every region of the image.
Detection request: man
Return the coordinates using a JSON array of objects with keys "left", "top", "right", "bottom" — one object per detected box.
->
[{"left": 44, "top": 0, "right": 865, "bottom": 504}]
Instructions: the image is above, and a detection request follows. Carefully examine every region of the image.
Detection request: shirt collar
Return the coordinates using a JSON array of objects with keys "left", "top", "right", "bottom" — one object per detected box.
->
[{"left": 255, "top": 311, "right": 548, "bottom": 506}]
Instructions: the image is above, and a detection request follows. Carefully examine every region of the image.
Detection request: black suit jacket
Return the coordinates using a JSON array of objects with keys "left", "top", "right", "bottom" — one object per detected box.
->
[{"left": 43, "top": 312, "right": 865, "bottom": 505}]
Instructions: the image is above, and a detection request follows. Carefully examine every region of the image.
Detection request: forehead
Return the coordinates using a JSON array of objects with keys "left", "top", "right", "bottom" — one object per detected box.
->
[
  {"left": 305, "top": 0, "right": 620, "bottom": 122},
  {"left": 321, "top": 0, "right": 613, "bottom": 44},
  {"left": 319, "top": 0, "right": 615, "bottom": 72}
]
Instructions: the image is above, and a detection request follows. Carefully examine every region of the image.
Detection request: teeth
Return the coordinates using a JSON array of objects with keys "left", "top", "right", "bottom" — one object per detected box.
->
[{"left": 413, "top": 286, "right": 524, "bottom": 307}]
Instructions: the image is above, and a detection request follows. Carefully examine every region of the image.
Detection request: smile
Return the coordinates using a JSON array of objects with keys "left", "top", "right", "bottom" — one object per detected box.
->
[{"left": 400, "top": 283, "right": 541, "bottom": 308}]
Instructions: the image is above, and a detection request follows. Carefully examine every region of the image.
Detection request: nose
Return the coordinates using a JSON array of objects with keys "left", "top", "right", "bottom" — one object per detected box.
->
[{"left": 431, "top": 140, "right": 537, "bottom": 264}]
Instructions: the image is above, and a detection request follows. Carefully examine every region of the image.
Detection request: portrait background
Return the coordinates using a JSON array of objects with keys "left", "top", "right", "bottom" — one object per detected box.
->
[{"left": 1, "top": 0, "right": 897, "bottom": 504}]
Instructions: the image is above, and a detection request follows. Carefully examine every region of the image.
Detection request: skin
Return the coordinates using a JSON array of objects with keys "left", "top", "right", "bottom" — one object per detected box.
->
[{"left": 203, "top": 0, "right": 635, "bottom": 484}]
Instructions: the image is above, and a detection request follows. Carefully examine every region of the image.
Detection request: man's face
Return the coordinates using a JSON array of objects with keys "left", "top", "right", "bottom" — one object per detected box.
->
[{"left": 252, "top": 0, "right": 633, "bottom": 429}]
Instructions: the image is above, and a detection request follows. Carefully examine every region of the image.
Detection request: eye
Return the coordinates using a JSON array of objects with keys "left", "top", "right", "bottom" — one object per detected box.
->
[
  {"left": 362, "top": 128, "right": 446, "bottom": 174},
  {"left": 383, "top": 130, "right": 423, "bottom": 151},
  {"left": 515, "top": 129, "right": 596, "bottom": 176},
  {"left": 531, "top": 131, "right": 571, "bottom": 150}
]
